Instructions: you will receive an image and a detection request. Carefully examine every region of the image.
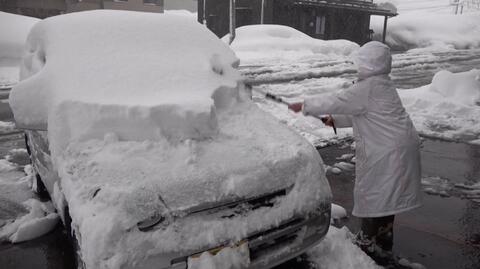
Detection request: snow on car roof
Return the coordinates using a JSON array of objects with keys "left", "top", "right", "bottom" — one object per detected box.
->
[{"left": 10, "top": 10, "right": 240, "bottom": 150}]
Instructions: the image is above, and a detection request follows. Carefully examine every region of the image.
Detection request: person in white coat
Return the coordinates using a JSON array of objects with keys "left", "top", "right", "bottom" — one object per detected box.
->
[{"left": 289, "top": 41, "right": 422, "bottom": 266}]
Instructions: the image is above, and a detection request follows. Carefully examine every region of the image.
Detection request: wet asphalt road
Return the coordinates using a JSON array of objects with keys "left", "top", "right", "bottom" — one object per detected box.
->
[{"left": 317, "top": 139, "right": 480, "bottom": 269}]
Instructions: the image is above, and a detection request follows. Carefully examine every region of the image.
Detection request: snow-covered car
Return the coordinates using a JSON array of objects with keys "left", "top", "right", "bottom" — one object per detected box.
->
[{"left": 10, "top": 10, "right": 332, "bottom": 269}]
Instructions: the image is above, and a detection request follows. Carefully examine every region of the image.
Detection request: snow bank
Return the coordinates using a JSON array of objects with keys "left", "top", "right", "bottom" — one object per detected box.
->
[
  {"left": 371, "top": 12, "right": 480, "bottom": 51},
  {"left": 0, "top": 160, "right": 59, "bottom": 243},
  {"left": 399, "top": 69, "right": 480, "bottom": 143},
  {"left": 0, "top": 121, "right": 16, "bottom": 134},
  {"left": 164, "top": 9, "right": 197, "bottom": 19},
  {"left": 0, "top": 12, "right": 39, "bottom": 88},
  {"left": 307, "top": 227, "right": 381, "bottom": 269},
  {"left": 331, "top": 204, "right": 347, "bottom": 220},
  {"left": 226, "top": 25, "right": 359, "bottom": 64},
  {"left": 0, "top": 199, "right": 58, "bottom": 243}
]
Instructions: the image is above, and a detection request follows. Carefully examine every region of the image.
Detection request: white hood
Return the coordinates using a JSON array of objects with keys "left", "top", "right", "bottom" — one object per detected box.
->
[{"left": 353, "top": 41, "right": 392, "bottom": 79}]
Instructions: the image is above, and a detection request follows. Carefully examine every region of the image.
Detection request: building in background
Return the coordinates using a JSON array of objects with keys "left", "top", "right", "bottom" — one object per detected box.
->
[
  {"left": 198, "top": 0, "right": 397, "bottom": 45},
  {"left": 0, "top": 0, "right": 164, "bottom": 18}
]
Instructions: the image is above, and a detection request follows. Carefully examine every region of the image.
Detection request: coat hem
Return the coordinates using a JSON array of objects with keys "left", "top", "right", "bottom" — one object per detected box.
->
[{"left": 352, "top": 203, "right": 422, "bottom": 218}]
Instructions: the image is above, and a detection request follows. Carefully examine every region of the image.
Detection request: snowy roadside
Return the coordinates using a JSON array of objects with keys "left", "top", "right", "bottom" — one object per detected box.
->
[{"left": 0, "top": 149, "right": 58, "bottom": 243}]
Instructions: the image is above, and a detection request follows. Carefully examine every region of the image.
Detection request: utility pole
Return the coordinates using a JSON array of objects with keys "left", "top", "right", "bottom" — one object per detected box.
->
[
  {"left": 229, "top": 0, "right": 236, "bottom": 44},
  {"left": 382, "top": 16, "right": 388, "bottom": 44},
  {"left": 261, "top": 0, "right": 265, "bottom": 24},
  {"left": 203, "top": 0, "right": 207, "bottom": 25}
]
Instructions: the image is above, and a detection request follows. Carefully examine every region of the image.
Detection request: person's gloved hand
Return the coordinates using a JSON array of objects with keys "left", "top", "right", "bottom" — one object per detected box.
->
[
  {"left": 288, "top": 102, "right": 303, "bottom": 113},
  {"left": 321, "top": 115, "right": 334, "bottom": 127}
]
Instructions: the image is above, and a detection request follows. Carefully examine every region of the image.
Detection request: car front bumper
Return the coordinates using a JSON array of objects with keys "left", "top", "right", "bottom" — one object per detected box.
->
[{"left": 165, "top": 207, "right": 331, "bottom": 269}]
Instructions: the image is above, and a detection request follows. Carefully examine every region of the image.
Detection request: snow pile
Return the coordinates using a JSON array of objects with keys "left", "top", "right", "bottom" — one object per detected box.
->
[
  {"left": 307, "top": 227, "right": 381, "bottom": 269},
  {"left": 331, "top": 204, "right": 347, "bottom": 220},
  {"left": 399, "top": 69, "right": 480, "bottom": 143},
  {"left": 10, "top": 10, "right": 331, "bottom": 268},
  {"left": 0, "top": 159, "right": 59, "bottom": 243},
  {"left": 226, "top": 25, "right": 359, "bottom": 64},
  {"left": 0, "top": 12, "right": 39, "bottom": 88},
  {"left": 0, "top": 198, "right": 58, "bottom": 243},
  {"left": 164, "top": 9, "right": 197, "bottom": 19},
  {"left": 0, "top": 121, "right": 16, "bottom": 134},
  {"left": 371, "top": 12, "right": 480, "bottom": 51}
]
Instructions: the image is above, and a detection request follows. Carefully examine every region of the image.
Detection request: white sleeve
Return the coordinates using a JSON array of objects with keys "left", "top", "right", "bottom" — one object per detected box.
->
[
  {"left": 332, "top": 115, "right": 353, "bottom": 128},
  {"left": 303, "top": 84, "right": 367, "bottom": 116}
]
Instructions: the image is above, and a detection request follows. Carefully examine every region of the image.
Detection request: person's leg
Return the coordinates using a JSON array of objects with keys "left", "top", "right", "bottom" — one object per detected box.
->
[{"left": 356, "top": 215, "right": 395, "bottom": 265}]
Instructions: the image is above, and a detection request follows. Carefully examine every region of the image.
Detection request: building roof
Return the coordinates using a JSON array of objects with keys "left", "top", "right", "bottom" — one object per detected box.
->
[{"left": 293, "top": 0, "right": 398, "bottom": 17}]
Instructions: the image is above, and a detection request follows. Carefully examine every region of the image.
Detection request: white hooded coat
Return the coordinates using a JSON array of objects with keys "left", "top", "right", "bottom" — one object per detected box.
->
[{"left": 304, "top": 41, "right": 422, "bottom": 217}]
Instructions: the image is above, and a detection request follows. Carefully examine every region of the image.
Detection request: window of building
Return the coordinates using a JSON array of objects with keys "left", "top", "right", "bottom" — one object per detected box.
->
[
  {"left": 315, "top": 15, "right": 326, "bottom": 35},
  {"left": 144, "top": 0, "right": 160, "bottom": 5}
]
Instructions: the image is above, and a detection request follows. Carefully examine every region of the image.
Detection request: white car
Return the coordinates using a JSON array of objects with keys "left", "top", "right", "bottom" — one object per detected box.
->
[{"left": 12, "top": 10, "right": 332, "bottom": 269}]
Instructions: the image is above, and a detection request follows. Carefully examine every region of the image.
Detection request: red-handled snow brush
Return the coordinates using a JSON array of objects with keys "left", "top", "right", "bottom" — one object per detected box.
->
[{"left": 254, "top": 88, "right": 337, "bottom": 135}]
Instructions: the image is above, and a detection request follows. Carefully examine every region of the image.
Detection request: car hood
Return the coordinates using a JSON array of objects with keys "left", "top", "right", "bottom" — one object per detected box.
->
[{"left": 57, "top": 101, "right": 331, "bottom": 227}]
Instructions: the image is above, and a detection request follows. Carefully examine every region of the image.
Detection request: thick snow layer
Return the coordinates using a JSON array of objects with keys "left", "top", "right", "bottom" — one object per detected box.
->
[
  {"left": 371, "top": 12, "right": 480, "bottom": 51},
  {"left": 399, "top": 69, "right": 480, "bottom": 143},
  {"left": 226, "top": 25, "right": 359, "bottom": 64},
  {"left": 307, "top": 227, "right": 381, "bottom": 269},
  {"left": 10, "top": 10, "right": 241, "bottom": 155},
  {"left": 0, "top": 12, "right": 39, "bottom": 88},
  {"left": 56, "top": 101, "right": 330, "bottom": 268}
]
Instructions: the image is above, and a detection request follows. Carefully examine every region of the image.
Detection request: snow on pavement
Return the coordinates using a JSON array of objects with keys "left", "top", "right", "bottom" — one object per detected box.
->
[
  {"left": 399, "top": 69, "right": 480, "bottom": 143},
  {"left": 0, "top": 152, "right": 59, "bottom": 243},
  {"left": 306, "top": 227, "right": 381, "bottom": 269}
]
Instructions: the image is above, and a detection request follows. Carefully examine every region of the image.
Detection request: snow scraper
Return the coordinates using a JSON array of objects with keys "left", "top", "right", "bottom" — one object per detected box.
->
[{"left": 252, "top": 87, "right": 337, "bottom": 135}]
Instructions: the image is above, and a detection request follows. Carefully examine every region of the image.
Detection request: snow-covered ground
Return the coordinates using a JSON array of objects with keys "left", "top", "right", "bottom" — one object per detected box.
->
[
  {"left": 0, "top": 12, "right": 39, "bottom": 88},
  {"left": 0, "top": 149, "right": 58, "bottom": 243}
]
